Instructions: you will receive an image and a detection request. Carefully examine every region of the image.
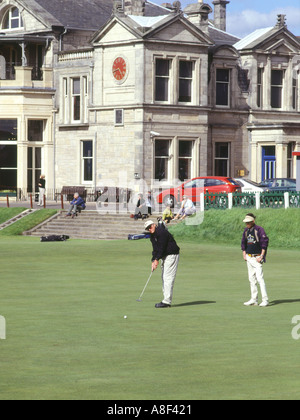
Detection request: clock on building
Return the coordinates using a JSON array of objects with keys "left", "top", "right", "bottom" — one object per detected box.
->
[{"left": 112, "top": 56, "right": 127, "bottom": 82}]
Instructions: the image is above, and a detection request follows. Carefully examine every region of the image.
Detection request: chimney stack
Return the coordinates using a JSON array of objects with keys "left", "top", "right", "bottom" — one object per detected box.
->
[
  {"left": 212, "top": 0, "right": 229, "bottom": 32},
  {"left": 113, "top": 0, "right": 124, "bottom": 15},
  {"left": 184, "top": 1, "right": 213, "bottom": 34},
  {"left": 275, "top": 14, "right": 287, "bottom": 28},
  {"left": 124, "top": 0, "right": 146, "bottom": 16}
]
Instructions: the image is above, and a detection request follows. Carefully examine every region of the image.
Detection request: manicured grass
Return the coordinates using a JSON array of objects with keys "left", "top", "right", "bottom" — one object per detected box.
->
[
  {"left": 0, "top": 237, "right": 299, "bottom": 400},
  {"left": 169, "top": 208, "right": 300, "bottom": 249},
  {"left": 0, "top": 208, "right": 57, "bottom": 236},
  {"left": 0, "top": 207, "right": 27, "bottom": 224}
]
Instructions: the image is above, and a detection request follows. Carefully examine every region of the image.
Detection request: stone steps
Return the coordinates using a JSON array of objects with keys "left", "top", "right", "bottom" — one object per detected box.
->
[{"left": 25, "top": 211, "right": 168, "bottom": 240}]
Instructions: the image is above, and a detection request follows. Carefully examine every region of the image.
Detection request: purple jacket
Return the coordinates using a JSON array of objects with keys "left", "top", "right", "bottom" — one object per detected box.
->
[{"left": 241, "top": 224, "right": 269, "bottom": 260}]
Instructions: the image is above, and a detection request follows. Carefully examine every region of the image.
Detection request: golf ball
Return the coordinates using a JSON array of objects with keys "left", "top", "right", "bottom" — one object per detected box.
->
[{"left": 124, "top": 315, "right": 127, "bottom": 319}]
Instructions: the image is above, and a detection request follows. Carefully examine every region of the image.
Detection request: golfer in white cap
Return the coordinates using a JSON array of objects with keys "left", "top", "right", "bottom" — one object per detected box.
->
[
  {"left": 241, "top": 213, "right": 269, "bottom": 307},
  {"left": 144, "top": 220, "right": 180, "bottom": 308}
]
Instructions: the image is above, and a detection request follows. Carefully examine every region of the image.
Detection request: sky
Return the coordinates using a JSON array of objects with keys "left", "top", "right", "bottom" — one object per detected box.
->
[{"left": 151, "top": 0, "right": 300, "bottom": 39}]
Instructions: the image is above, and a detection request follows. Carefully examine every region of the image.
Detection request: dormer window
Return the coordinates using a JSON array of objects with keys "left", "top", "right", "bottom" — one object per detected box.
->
[{"left": 2, "top": 7, "right": 23, "bottom": 30}]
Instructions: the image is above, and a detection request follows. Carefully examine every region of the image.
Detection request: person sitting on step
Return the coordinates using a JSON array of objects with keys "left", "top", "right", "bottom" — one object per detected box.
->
[{"left": 65, "top": 192, "right": 86, "bottom": 218}]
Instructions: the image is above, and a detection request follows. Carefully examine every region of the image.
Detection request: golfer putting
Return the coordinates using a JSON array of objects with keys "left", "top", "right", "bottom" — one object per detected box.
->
[{"left": 144, "top": 220, "right": 180, "bottom": 308}]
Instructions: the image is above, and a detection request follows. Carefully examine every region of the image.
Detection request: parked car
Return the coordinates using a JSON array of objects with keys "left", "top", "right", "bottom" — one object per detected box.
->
[
  {"left": 234, "top": 178, "right": 264, "bottom": 193},
  {"left": 259, "top": 178, "right": 296, "bottom": 192},
  {"left": 156, "top": 176, "right": 241, "bottom": 207}
]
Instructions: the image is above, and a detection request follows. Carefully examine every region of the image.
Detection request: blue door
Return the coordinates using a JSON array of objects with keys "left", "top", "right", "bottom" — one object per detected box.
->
[{"left": 262, "top": 146, "right": 276, "bottom": 180}]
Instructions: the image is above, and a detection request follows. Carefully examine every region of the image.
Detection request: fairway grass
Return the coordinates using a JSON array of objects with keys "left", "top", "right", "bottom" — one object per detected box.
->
[{"left": 0, "top": 237, "right": 300, "bottom": 400}]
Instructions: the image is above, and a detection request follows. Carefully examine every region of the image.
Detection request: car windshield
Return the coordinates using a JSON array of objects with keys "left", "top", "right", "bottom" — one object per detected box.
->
[
  {"left": 243, "top": 179, "right": 261, "bottom": 187},
  {"left": 260, "top": 179, "right": 273, "bottom": 187},
  {"left": 270, "top": 179, "right": 296, "bottom": 188},
  {"left": 184, "top": 179, "right": 204, "bottom": 188},
  {"left": 228, "top": 178, "right": 240, "bottom": 186},
  {"left": 271, "top": 180, "right": 284, "bottom": 187},
  {"left": 286, "top": 179, "right": 296, "bottom": 186}
]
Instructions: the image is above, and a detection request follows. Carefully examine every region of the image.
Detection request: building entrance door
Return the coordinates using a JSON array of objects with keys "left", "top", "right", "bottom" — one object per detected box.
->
[{"left": 262, "top": 146, "right": 276, "bottom": 180}]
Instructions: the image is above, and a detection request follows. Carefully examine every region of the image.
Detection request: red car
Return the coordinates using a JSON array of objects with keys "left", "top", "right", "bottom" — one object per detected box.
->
[{"left": 156, "top": 176, "right": 241, "bottom": 207}]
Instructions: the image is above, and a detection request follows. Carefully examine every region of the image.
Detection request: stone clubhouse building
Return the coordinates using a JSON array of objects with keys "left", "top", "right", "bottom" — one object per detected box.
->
[{"left": 0, "top": 0, "right": 299, "bottom": 199}]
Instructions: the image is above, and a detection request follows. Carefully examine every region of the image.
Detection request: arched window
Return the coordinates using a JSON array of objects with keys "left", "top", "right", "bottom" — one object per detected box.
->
[{"left": 2, "top": 7, "right": 23, "bottom": 30}]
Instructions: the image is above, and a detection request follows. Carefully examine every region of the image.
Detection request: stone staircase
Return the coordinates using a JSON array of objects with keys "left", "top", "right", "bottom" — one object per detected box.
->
[{"left": 25, "top": 210, "right": 162, "bottom": 240}]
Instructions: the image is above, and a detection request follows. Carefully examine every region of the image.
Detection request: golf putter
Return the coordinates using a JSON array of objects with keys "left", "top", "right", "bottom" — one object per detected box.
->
[{"left": 136, "top": 270, "right": 153, "bottom": 302}]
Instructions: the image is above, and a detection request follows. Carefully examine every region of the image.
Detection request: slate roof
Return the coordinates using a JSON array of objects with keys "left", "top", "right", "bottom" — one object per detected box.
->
[
  {"left": 208, "top": 23, "right": 240, "bottom": 46},
  {"left": 20, "top": 0, "right": 170, "bottom": 30},
  {"left": 126, "top": 14, "right": 171, "bottom": 31},
  {"left": 234, "top": 24, "right": 300, "bottom": 51},
  {"left": 234, "top": 27, "right": 274, "bottom": 51},
  {"left": 120, "top": 13, "right": 214, "bottom": 45}
]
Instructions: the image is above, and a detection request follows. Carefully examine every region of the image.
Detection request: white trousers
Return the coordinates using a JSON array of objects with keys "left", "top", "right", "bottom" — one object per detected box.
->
[
  {"left": 161, "top": 254, "right": 179, "bottom": 305},
  {"left": 39, "top": 188, "right": 45, "bottom": 205},
  {"left": 178, "top": 207, "right": 196, "bottom": 217},
  {"left": 246, "top": 255, "right": 268, "bottom": 303}
]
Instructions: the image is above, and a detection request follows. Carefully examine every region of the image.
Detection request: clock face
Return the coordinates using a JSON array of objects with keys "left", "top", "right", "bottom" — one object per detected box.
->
[{"left": 112, "top": 57, "right": 127, "bottom": 82}]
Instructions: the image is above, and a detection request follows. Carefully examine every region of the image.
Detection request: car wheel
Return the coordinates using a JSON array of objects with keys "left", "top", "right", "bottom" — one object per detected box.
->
[{"left": 163, "top": 195, "right": 176, "bottom": 208}]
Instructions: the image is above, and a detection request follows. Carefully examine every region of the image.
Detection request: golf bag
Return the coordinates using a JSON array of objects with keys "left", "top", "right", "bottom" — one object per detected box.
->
[
  {"left": 40, "top": 235, "right": 70, "bottom": 242},
  {"left": 128, "top": 233, "right": 151, "bottom": 240}
]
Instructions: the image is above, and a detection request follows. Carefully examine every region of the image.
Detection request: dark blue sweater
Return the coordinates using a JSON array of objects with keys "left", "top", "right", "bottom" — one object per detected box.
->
[{"left": 71, "top": 196, "right": 86, "bottom": 209}]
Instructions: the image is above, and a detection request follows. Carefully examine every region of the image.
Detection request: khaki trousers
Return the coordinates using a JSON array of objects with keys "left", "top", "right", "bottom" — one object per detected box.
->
[
  {"left": 161, "top": 254, "right": 179, "bottom": 305},
  {"left": 246, "top": 255, "right": 268, "bottom": 303}
]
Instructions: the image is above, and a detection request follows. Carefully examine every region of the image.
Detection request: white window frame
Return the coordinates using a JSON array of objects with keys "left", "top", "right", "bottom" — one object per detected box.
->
[
  {"left": 62, "top": 76, "right": 89, "bottom": 124},
  {"left": 83, "top": 76, "right": 88, "bottom": 123},
  {"left": 2, "top": 7, "right": 24, "bottom": 31},
  {"left": 63, "top": 78, "right": 68, "bottom": 124},
  {"left": 72, "top": 77, "right": 81, "bottom": 122}
]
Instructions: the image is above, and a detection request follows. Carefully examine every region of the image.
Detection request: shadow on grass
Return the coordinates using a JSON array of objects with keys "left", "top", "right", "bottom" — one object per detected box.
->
[
  {"left": 172, "top": 300, "right": 216, "bottom": 308},
  {"left": 269, "top": 299, "right": 300, "bottom": 306}
]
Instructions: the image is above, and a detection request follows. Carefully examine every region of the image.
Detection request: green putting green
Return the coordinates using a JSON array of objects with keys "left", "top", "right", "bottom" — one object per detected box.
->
[{"left": 0, "top": 237, "right": 299, "bottom": 400}]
